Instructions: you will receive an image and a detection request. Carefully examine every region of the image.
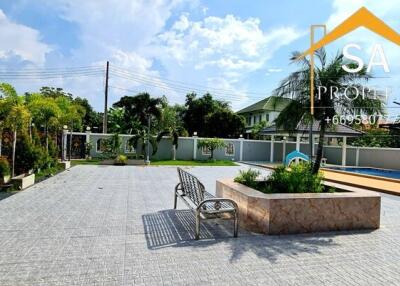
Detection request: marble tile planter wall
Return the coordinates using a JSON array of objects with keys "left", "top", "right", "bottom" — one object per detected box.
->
[{"left": 216, "top": 179, "right": 381, "bottom": 235}]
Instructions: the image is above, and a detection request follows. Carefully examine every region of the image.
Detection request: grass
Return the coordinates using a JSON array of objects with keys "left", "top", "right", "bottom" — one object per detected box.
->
[
  {"left": 71, "top": 159, "right": 101, "bottom": 166},
  {"left": 151, "top": 159, "right": 238, "bottom": 166},
  {"left": 35, "top": 163, "right": 65, "bottom": 183}
]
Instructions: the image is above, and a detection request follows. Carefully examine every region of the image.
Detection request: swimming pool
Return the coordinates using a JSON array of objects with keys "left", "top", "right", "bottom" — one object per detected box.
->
[{"left": 327, "top": 167, "right": 400, "bottom": 180}]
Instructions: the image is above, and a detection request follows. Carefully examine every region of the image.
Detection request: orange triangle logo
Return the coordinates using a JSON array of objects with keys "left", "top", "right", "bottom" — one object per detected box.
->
[{"left": 299, "top": 7, "right": 400, "bottom": 58}]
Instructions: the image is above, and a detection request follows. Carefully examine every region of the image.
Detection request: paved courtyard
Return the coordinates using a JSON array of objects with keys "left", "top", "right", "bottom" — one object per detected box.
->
[{"left": 0, "top": 165, "right": 400, "bottom": 285}]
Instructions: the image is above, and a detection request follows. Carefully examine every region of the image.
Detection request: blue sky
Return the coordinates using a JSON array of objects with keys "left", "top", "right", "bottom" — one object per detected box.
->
[{"left": 0, "top": 0, "right": 399, "bottom": 120}]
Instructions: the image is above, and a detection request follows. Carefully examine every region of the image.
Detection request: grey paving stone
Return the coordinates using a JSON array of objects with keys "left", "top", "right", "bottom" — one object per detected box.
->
[{"left": 0, "top": 165, "right": 399, "bottom": 285}]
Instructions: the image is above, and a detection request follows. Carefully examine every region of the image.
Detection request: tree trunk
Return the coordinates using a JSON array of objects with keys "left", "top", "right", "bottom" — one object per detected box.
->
[
  {"left": 312, "top": 119, "right": 327, "bottom": 174},
  {"left": 12, "top": 129, "right": 16, "bottom": 178},
  {"left": 172, "top": 145, "right": 176, "bottom": 160}
]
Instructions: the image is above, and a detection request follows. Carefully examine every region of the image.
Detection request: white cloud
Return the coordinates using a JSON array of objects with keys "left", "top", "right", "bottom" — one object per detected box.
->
[
  {"left": 0, "top": 9, "right": 50, "bottom": 65},
  {"left": 157, "top": 14, "right": 302, "bottom": 74},
  {"left": 267, "top": 68, "right": 283, "bottom": 73}
]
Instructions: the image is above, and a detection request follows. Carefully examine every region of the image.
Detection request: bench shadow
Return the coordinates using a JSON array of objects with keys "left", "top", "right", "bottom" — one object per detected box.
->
[{"left": 142, "top": 209, "right": 350, "bottom": 263}]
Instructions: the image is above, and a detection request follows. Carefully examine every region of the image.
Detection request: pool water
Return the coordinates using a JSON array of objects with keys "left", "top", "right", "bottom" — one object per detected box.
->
[{"left": 328, "top": 167, "right": 400, "bottom": 180}]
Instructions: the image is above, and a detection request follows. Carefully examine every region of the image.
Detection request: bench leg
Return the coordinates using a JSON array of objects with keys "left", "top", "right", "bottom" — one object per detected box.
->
[
  {"left": 195, "top": 210, "right": 201, "bottom": 240},
  {"left": 233, "top": 211, "right": 239, "bottom": 238},
  {"left": 173, "top": 191, "right": 178, "bottom": 209}
]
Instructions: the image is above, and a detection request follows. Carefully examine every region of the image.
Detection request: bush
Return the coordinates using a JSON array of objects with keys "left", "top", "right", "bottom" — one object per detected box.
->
[
  {"left": 15, "top": 133, "right": 56, "bottom": 175},
  {"left": 0, "top": 157, "right": 10, "bottom": 177},
  {"left": 114, "top": 154, "right": 127, "bottom": 165},
  {"left": 234, "top": 163, "right": 325, "bottom": 193},
  {"left": 234, "top": 169, "right": 260, "bottom": 189},
  {"left": 266, "top": 163, "right": 324, "bottom": 193}
]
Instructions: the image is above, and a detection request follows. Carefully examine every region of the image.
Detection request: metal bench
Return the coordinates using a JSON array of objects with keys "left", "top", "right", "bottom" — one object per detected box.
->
[{"left": 174, "top": 167, "right": 239, "bottom": 240}]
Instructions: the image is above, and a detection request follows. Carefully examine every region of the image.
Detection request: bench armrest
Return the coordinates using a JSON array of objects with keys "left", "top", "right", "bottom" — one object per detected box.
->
[{"left": 196, "top": 198, "right": 238, "bottom": 212}]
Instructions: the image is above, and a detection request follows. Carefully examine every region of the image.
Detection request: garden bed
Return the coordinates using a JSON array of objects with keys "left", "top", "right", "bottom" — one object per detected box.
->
[
  {"left": 150, "top": 160, "right": 238, "bottom": 166},
  {"left": 216, "top": 179, "right": 381, "bottom": 235}
]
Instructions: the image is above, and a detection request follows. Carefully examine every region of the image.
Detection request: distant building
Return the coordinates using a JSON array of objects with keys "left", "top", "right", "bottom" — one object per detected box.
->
[{"left": 237, "top": 96, "right": 291, "bottom": 136}]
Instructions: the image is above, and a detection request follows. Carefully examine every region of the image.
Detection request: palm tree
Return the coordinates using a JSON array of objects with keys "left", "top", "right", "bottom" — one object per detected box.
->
[
  {"left": 273, "top": 49, "right": 385, "bottom": 173},
  {"left": 128, "top": 129, "right": 158, "bottom": 159},
  {"left": 0, "top": 83, "right": 30, "bottom": 177},
  {"left": 156, "top": 126, "right": 185, "bottom": 160},
  {"left": 28, "top": 95, "right": 61, "bottom": 152},
  {"left": 113, "top": 93, "right": 163, "bottom": 127}
]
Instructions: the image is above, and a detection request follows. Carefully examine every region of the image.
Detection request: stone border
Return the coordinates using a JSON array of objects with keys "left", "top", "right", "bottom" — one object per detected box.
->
[{"left": 216, "top": 179, "right": 381, "bottom": 235}]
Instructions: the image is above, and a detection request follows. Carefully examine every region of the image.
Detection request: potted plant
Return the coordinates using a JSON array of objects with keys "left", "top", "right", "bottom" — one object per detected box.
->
[
  {"left": 114, "top": 154, "right": 127, "bottom": 166},
  {"left": 0, "top": 157, "right": 11, "bottom": 184}
]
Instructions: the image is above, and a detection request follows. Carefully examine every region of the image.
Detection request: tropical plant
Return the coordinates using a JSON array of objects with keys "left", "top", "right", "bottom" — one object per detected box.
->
[
  {"left": 182, "top": 93, "right": 244, "bottom": 137},
  {"left": 105, "top": 133, "right": 122, "bottom": 156},
  {"left": 28, "top": 95, "right": 61, "bottom": 151},
  {"left": 273, "top": 48, "right": 385, "bottom": 173},
  {"left": 234, "top": 169, "right": 260, "bottom": 189},
  {"left": 84, "top": 142, "right": 93, "bottom": 159},
  {"left": 113, "top": 92, "right": 163, "bottom": 129},
  {"left": 197, "top": 138, "right": 226, "bottom": 160},
  {"left": 0, "top": 83, "right": 31, "bottom": 177},
  {"left": 251, "top": 120, "right": 267, "bottom": 139},
  {"left": 234, "top": 163, "right": 324, "bottom": 193},
  {"left": 114, "top": 154, "right": 127, "bottom": 166},
  {"left": 0, "top": 157, "right": 10, "bottom": 177},
  {"left": 108, "top": 107, "right": 141, "bottom": 134},
  {"left": 15, "top": 133, "right": 44, "bottom": 174},
  {"left": 156, "top": 104, "right": 188, "bottom": 160},
  {"left": 266, "top": 163, "right": 324, "bottom": 193},
  {"left": 128, "top": 129, "right": 158, "bottom": 159}
]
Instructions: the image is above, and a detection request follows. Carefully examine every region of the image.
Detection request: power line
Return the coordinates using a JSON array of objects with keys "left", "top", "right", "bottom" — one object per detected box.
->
[
  {"left": 109, "top": 70, "right": 264, "bottom": 102},
  {"left": 111, "top": 65, "right": 269, "bottom": 96}
]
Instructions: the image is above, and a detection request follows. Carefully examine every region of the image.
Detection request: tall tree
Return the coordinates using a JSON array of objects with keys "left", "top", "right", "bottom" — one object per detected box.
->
[
  {"left": 113, "top": 93, "right": 163, "bottom": 130},
  {"left": 273, "top": 49, "right": 385, "bottom": 173},
  {"left": 73, "top": 97, "right": 102, "bottom": 131},
  {"left": 182, "top": 93, "right": 244, "bottom": 137},
  {"left": 0, "top": 83, "right": 30, "bottom": 177},
  {"left": 28, "top": 95, "right": 61, "bottom": 151}
]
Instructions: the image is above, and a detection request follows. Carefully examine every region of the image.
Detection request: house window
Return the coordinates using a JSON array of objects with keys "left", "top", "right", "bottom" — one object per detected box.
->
[
  {"left": 201, "top": 145, "right": 211, "bottom": 156},
  {"left": 96, "top": 139, "right": 107, "bottom": 153},
  {"left": 259, "top": 115, "right": 262, "bottom": 122},
  {"left": 265, "top": 113, "right": 270, "bottom": 122},
  {"left": 247, "top": 116, "right": 251, "bottom": 126},
  {"left": 253, "top": 115, "right": 257, "bottom": 124},
  {"left": 225, "top": 142, "right": 235, "bottom": 156},
  {"left": 125, "top": 141, "right": 135, "bottom": 153}
]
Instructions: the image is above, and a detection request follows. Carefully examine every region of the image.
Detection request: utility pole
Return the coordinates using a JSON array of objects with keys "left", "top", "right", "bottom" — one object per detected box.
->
[{"left": 103, "top": 61, "right": 109, "bottom": 134}]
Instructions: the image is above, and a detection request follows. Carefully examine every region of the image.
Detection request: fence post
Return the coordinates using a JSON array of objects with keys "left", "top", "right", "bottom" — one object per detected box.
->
[
  {"left": 62, "top": 128, "right": 68, "bottom": 161},
  {"left": 342, "top": 136, "right": 347, "bottom": 166},
  {"left": 270, "top": 135, "right": 275, "bottom": 163},
  {"left": 282, "top": 137, "right": 286, "bottom": 162},
  {"left": 239, "top": 137, "right": 244, "bottom": 161},
  {"left": 355, "top": 147, "right": 360, "bottom": 166},
  {"left": 193, "top": 135, "right": 198, "bottom": 160}
]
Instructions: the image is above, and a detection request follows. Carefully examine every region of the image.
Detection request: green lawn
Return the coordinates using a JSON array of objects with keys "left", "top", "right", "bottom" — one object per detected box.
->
[
  {"left": 150, "top": 160, "right": 238, "bottom": 166},
  {"left": 35, "top": 163, "right": 65, "bottom": 183},
  {"left": 71, "top": 159, "right": 101, "bottom": 166}
]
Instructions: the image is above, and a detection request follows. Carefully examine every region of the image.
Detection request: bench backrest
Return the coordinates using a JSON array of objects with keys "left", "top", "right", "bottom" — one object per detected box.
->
[{"left": 177, "top": 167, "right": 205, "bottom": 206}]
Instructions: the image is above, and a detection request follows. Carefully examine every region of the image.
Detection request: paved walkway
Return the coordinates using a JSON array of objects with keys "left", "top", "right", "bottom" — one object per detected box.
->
[{"left": 0, "top": 165, "right": 400, "bottom": 285}]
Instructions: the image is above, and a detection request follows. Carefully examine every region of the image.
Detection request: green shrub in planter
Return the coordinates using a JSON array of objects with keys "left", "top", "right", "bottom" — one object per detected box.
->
[
  {"left": 234, "top": 163, "right": 325, "bottom": 194},
  {"left": 114, "top": 154, "right": 128, "bottom": 166}
]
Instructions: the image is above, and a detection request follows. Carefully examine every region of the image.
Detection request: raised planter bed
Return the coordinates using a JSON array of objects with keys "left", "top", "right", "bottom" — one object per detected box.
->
[
  {"left": 216, "top": 179, "right": 381, "bottom": 235},
  {"left": 59, "top": 161, "right": 71, "bottom": 170},
  {"left": 11, "top": 173, "right": 35, "bottom": 190}
]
